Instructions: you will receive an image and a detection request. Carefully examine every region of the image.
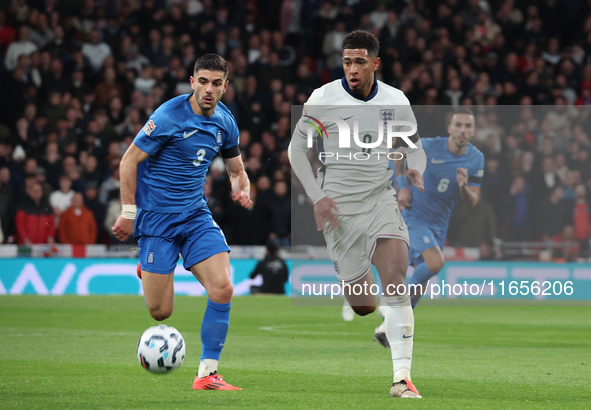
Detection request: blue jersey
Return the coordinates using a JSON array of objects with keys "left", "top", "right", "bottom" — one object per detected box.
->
[
  {"left": 402, "top": 137, "right": 484, "bottom": 232},
  {"left": 133, "top": 94, "right": 239, "bottom": 213}
]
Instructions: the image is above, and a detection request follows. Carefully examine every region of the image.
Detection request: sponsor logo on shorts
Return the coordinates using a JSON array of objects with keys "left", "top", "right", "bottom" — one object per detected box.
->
[
  {"left": 148, "top": 252, "right": 154, "bottom": 264},
  {"left": 143, "top": 119, "right": 156, "bottom": 136},
  {"left": 423, "top": 236, "right": 430, "bottom": 244},
  {"left": 332, "top": 260, "right": 340, "bottom": 275}
]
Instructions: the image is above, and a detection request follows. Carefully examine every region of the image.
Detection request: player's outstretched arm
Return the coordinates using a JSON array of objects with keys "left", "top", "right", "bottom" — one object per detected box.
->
[
  {"left": 111, "top": 143, "right": 149, "bottom": 242},
  {"left": 224, "top": 155, "right": 253, "bottom": 208}
]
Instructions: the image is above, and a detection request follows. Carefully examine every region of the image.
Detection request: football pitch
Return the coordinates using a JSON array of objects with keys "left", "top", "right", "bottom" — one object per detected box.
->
[{"left": 1, "top": 295, "right": 590, "bottom": 409}]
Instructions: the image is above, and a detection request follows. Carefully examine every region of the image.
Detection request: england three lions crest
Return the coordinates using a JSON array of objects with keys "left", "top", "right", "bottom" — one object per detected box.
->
[{"left": 380, "top": 109, "right": 395, "bottom": 128}]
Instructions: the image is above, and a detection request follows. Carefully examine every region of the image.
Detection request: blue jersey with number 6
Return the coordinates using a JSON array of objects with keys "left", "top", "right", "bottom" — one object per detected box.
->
[
  {"left": 133, "top": 94, "right": 239, "bottom": 213},
  {"left": 402, "top": 137, "right": 484, "bottom": 233}
]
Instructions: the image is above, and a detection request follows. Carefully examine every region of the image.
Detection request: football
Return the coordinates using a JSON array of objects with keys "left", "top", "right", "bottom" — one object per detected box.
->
[{"left": 137, "top": 325, "right": 186, "bottom": 374}]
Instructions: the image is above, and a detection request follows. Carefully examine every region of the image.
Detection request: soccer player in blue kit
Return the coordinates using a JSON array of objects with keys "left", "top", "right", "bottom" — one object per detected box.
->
[
  {"left": 395, "top": 108, "right": 484, "bottom": 308},
  {"left": 111, "top": 54, "right": 251, "bottom": 390}
]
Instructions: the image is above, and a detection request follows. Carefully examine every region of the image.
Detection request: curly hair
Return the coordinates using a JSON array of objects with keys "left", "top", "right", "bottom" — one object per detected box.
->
[{"left": 342, "top": 31, "right": 379, "bottom": 57}]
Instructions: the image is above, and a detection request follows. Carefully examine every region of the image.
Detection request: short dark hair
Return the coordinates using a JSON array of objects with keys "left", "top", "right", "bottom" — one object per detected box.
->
[
  {"left": 265, "top": 240, "right": 279, "bottom": 255},
  {"left": 342, "top": 31, "right": 379, "bottom": 57},
  {"left": 453, "top": 108, "right": 475, "bottom": 117},
  {"left": 193, "top": 53, "right": 228, "bottom": 78}
]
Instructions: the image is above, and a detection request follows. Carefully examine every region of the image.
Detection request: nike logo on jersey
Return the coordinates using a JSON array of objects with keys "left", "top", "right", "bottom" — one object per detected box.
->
[
  {"left": 402, "top": 334, "right": 413, "bottom": 338},
  {"left": 431, "top": 158, "right": 445, "bottom": 164},
  {"left": 183, "top": 129, "right": 198, "bottom": 138},
  {"left": 341, "top": 116, "right": 354, "bottom": 121}
]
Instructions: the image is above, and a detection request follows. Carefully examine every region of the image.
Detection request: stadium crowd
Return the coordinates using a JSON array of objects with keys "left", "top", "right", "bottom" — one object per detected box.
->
[{"left": 0, "top": 0, "right": 591, "bottom": 259}]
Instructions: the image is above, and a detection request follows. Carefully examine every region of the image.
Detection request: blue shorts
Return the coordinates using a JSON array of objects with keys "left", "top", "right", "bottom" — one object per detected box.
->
[
  {"left": 406, "top": 218, "right": 446, "bottom": 266},
  {"left": 135, "top": 206, "right": 230, "bottom": 274}
]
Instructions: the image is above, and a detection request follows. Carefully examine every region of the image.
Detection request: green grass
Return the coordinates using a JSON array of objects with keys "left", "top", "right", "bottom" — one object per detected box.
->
[{"left": 1, "top": 296, "right": 590, "bottom": 409}]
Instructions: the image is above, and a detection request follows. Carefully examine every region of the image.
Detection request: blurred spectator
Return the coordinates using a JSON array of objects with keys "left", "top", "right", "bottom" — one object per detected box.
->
[
  {"left": 99, "top": 163, "right": 121, "bottom": 205},
  {"left": 5, "top": 25, "right": 37, "bottom": 71},
  {"left": 227, "top": 186, "right": 269, "bottom": 245},
  {"left": 83, "top": 182, "right": 106, "bottom": 239},
  {"left": 268, "top": 180, "right": 290, "bottom": 247},
  {"left": 29, "top": 12, "right": 52, "bottom": 49},
  {"left": 573, "top": 184, "right": 591, "bottom": 255},
  {"left": 323, "top": 21, "right": 347, "bottom": 80},
  {"left": 552, "top": 225, "right": 580, "bottom": 261},
  {"left": 35, "top": 167, "right": 52, "bottom": 197},
  {"left": 95, "top": 67, "right": 124, "bottom": 107},
  {"left": 48, "top": 175, "right": 73, "bottom": 219},
  {"left": 449, "top": 192, "right": 497, "bottom": 248},
  {"left": 58, "top": 192, "right": 97, "bottom": 244},
  {"left": 478, "top": 242, "right": 500, "bottom": 261},
  {"left": 572, "top": 147, "right": 591, "bottom": 182},
  {"left": 0, "top": 11, "right": 16, "bottom": 57},
  {"left": 505, "top": 176, "right": 532, "bottom": 241},
  {"left": 82, "top": 29, "right": 112, "bottom": 73},
  {"left": 0, "top": 166, "right": 15, "bottom": 241},
  {"left": 249, "top": 241, "right": 289, "bottom": 294},
  {"left": 535, "top": 186, "right": 570, "bottom": 240},
  {"left": 134, "top": 65, "right": 156, "bottom": 95},
  {"left": 81, "top": 155, "right": 102, "bottom": 188},
  {"left": 15, "top": 181, "right": 54, "bottom": 244}
]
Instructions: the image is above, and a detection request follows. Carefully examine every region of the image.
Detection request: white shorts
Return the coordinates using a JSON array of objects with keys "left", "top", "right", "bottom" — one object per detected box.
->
[{"left": 324, "top": 193, "right": 409, "bottom": 284}]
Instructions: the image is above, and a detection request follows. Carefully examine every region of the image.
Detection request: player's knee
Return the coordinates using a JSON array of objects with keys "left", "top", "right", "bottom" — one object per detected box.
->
[
  {"left": 427, "top": 257, "right": 445, "bottom": 274},
  {"left": 209, "top": 282, "right": 234, "bottom": 303},
  {"left": 149, "top": 306, "right": 173, "bottom": 321},
  {"left": 352, "top": 305, "right": 376, "bottom": 316}
]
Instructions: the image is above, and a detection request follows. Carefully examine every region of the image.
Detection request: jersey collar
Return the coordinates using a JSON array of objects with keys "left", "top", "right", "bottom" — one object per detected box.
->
[{"left": 341, "top": 74, "right": 379, "bottom": 102}]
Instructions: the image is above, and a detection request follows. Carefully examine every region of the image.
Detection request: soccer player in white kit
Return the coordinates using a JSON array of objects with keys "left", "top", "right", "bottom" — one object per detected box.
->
[{"left": 289, "top": 31, "right": 427, "bottom": 398}]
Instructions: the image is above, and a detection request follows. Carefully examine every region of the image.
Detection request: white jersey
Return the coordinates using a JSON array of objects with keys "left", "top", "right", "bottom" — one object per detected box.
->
[{"left": 291, "top": 78, "right": 418, "bottom": 215}]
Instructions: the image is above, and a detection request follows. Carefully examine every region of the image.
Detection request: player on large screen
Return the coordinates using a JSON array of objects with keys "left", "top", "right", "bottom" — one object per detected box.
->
[
  {"left": 289, "top": 31, "right": 427, "bottom": 398},
  {"left": 395, "top": 109, "right": 484, "bottom": 308},
  {"left": 111, "top": 54, "right": 252, "bottom": 391}
]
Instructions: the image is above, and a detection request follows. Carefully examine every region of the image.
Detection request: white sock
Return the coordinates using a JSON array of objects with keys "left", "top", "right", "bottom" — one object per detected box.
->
[
  {"left": 343, "top": 299, "right": 350, "bottom": 307},
  {"left": 384, "top": 294, "right": 414, "bottom": 383},
  {"left": 197, "top": 359, "right": 219, "bottom": 378},
  {"left": 377, "top": 297, "right": 387, "bottom": 318},
  {"left": 375, "top": 320, "right": 386, "bottom": 334}
]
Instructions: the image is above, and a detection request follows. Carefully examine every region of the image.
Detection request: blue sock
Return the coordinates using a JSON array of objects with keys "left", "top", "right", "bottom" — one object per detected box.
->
[
  {"left": 200, "top": 299, "right": 231, "bottom": 361},
  {"left": 408, "top": 262, "right": 436, "bottom": 308}
]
